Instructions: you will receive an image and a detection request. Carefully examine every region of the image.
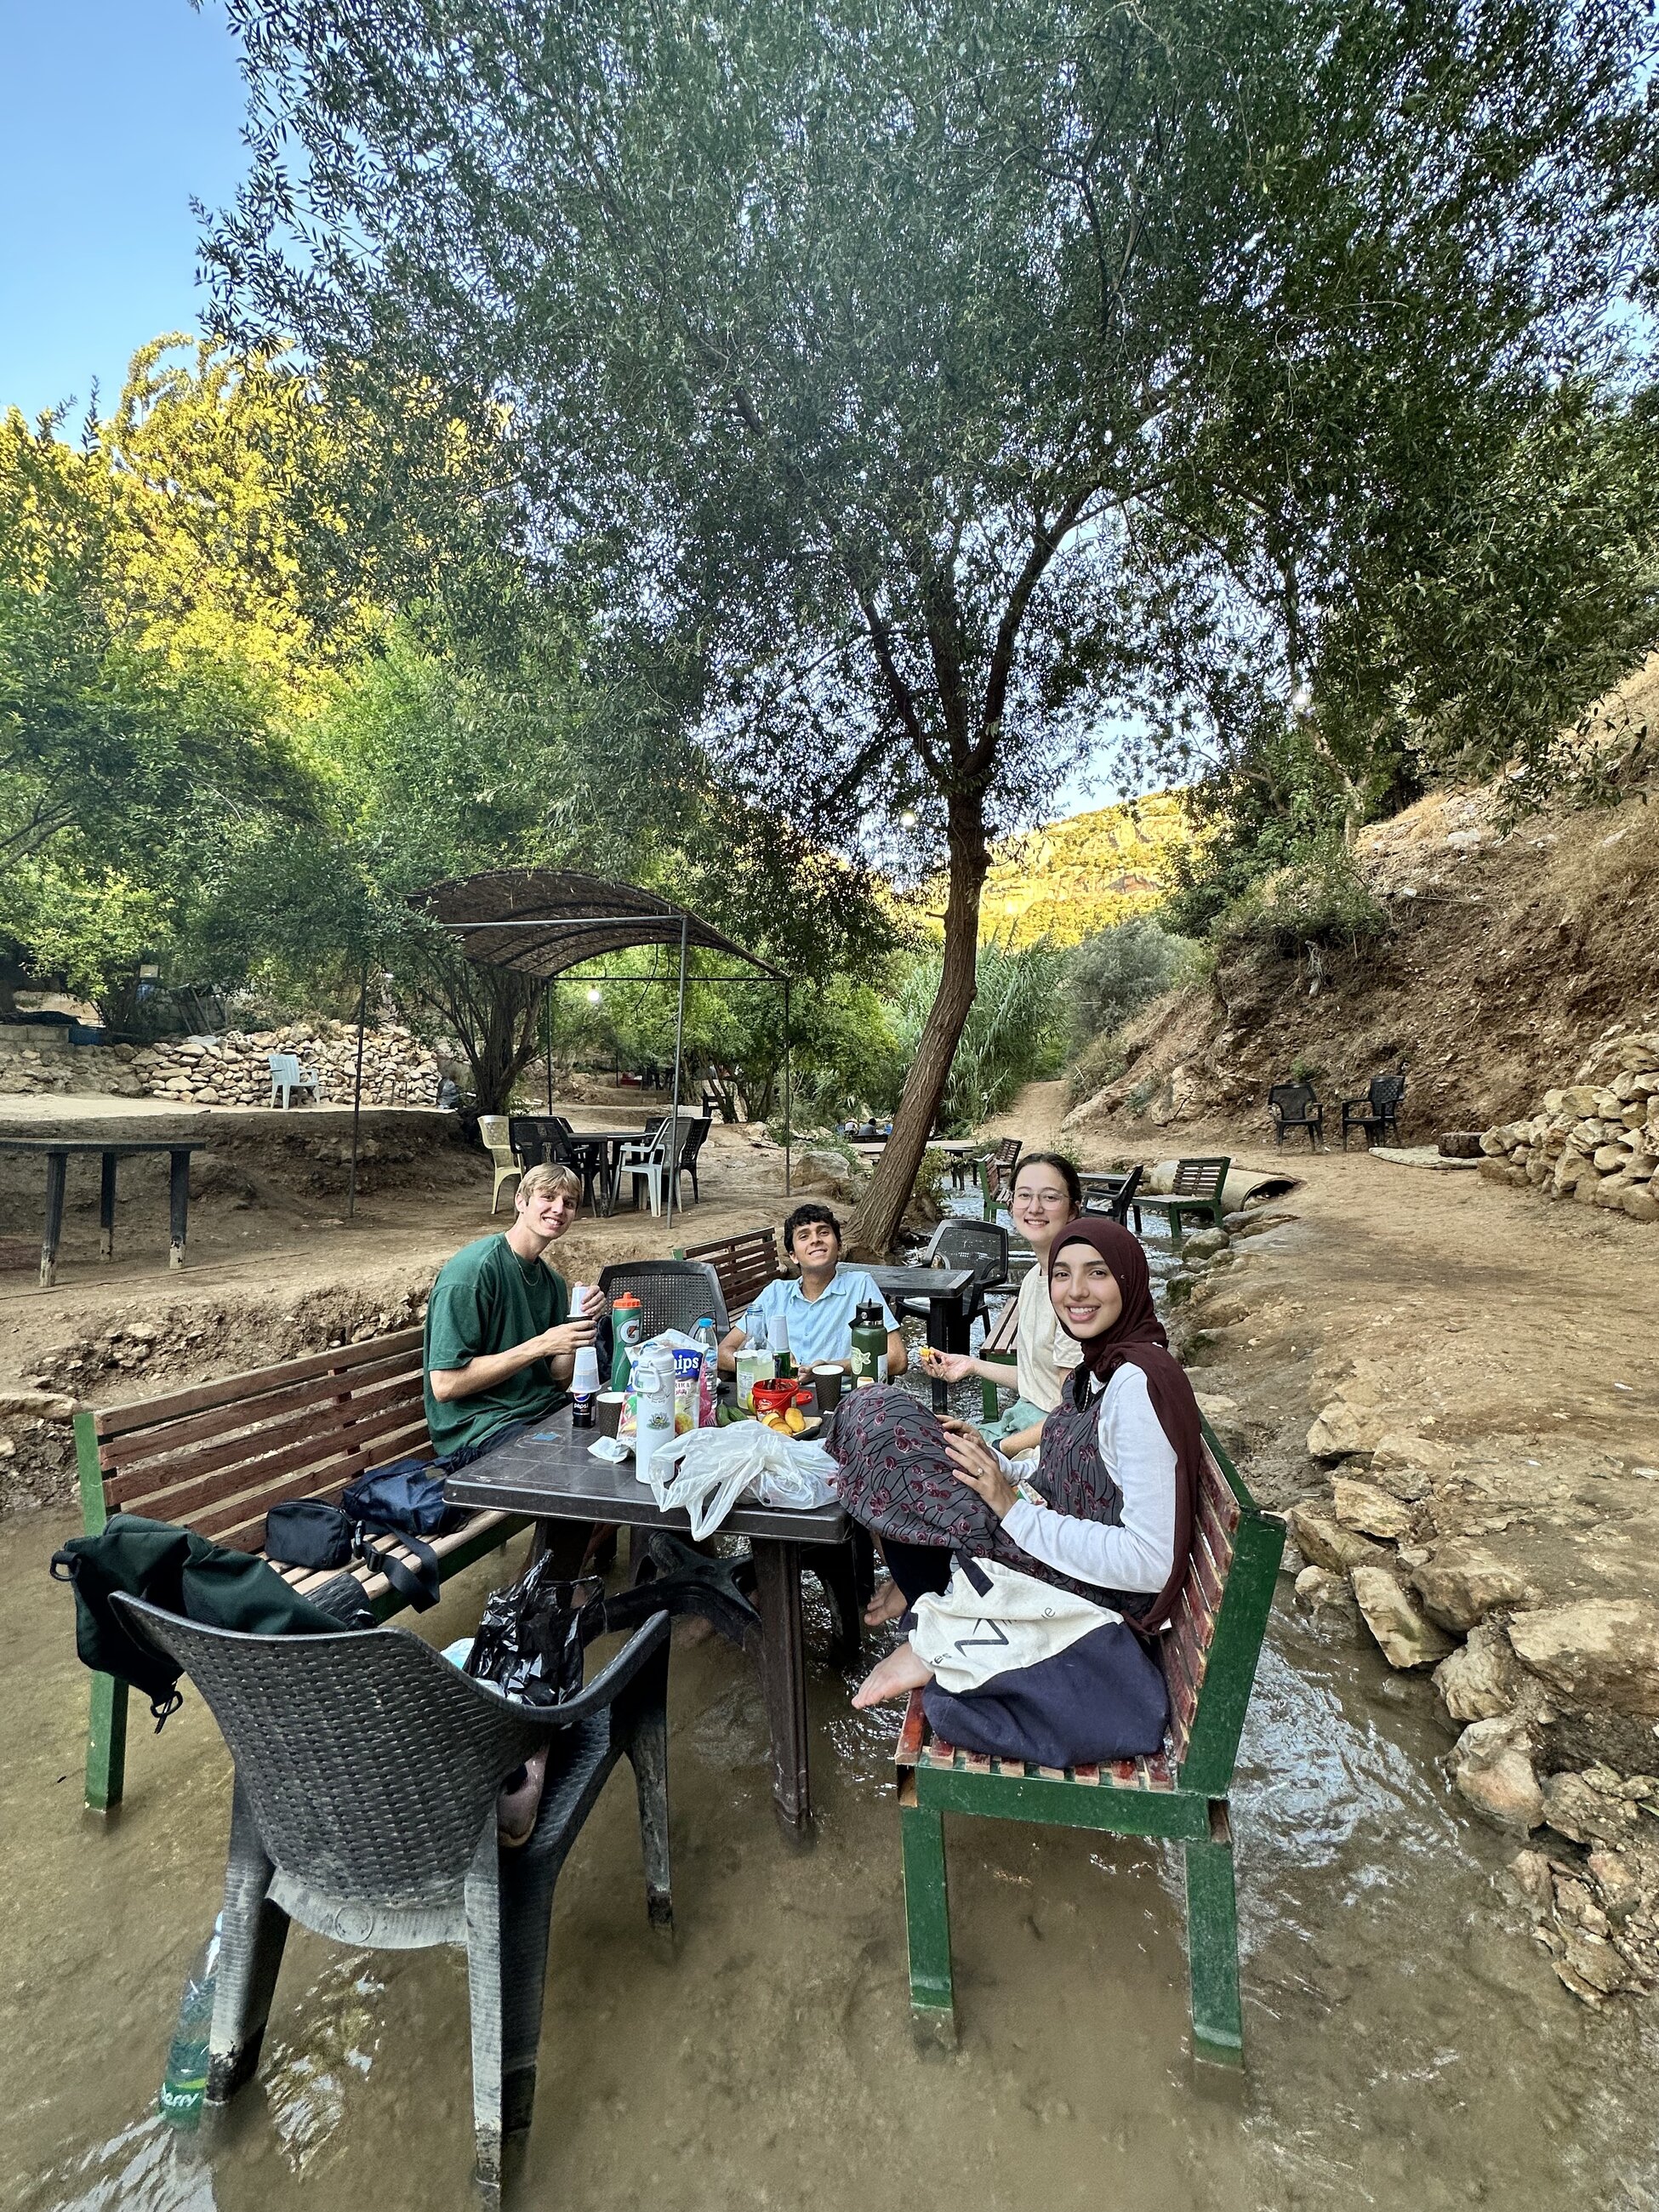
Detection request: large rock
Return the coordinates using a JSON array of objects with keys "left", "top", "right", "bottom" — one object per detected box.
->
[
  {"left": 1434, "top": 1619, "right": 1525, "bottom": 1724},
  {"left": 1307, "top": 1400, "right": 1383, "bottom": 1462},
  {"left": 1287, "top": 1505, "right": 1392, "bottom": 1576},
  {"left": 1541, "top": 1769, "right": 1639, "bottom": 1847},
  {"left": 1332, "top": 1477, "right": 1416, "bottom": 1542},
  {"left": 1509, "top": 1601, "right": 1659, "bottom": 1719},
  {"left": 1350, "top": 1566, "right": 1456, "bottom": 1670},
  {"left": 1622, "top": 1186, "right": 1659, "bottom": 1224},
  {"left": 1411, "top": 1542, "right": 1543, "bottom": 1633},
  {"left": 1445, "top": 1716, "right": 1544, "bottom": 1834},
  {"left": 790, "top": 1144, "right": 863, "bottom": 1199}
]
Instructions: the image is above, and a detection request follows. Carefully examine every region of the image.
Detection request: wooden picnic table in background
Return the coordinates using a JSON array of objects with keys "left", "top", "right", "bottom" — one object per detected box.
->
[{"left": 0, "top": 1137, "right": 208, "bottom": 1287}]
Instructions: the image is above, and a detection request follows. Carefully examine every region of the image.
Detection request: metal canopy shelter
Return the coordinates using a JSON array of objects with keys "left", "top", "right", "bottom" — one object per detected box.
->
[{"left": 342, "top": 869, "right": 793, "bottom": 1228}]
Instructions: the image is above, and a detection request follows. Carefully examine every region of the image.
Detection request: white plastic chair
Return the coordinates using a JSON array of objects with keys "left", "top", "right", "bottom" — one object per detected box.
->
[
  {"left": 479, "top": 1115, "right": 522, "bottom": 1214},
  {"left": 616, "top": 1120, "right": 669, "bottom": 1217},
  {"left": 267, "top": 1052, "right": 319, "bottom": 1109}
]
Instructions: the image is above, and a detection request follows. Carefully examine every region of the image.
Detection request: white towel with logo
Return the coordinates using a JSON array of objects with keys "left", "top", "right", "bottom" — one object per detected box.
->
[{"left": 908, "top": 1557, "right": 1120, "bottom": 1695}]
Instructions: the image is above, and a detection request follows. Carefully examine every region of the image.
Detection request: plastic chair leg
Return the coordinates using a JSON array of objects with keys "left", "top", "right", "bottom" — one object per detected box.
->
[
  {"left": 85, "top": 1672, "right": 128, "bottom": 1811},
  {"left": 1183, "top": 1804, "right": 1243, "bottom": 2067},
  {"left": 464, "top": 1829, "right": 506, "bottom": 2203},
  {"left": 900, "top": 1782, "right": 956, "bottom": 2046},
  {"left": 208, "top": 1782, "right": 290, "bottom": 2102},
  {"left": 624, "top": 1700, "right": 674, "bottom": 1931}
]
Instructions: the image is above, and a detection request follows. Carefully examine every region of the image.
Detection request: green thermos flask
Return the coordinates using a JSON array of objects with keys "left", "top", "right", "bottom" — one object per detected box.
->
[{"left": 849, "top": 1302, "right": 887, "bottom": 1387}]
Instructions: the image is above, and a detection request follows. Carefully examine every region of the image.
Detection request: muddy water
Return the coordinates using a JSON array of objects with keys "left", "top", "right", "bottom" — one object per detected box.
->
[{"left": 4, "top": 1510, "right": 1657, "bottom": 2212}]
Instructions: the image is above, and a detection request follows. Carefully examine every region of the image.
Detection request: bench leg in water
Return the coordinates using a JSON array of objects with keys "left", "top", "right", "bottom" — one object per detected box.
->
[
  {"left": 85, "top": 1672, "right": 128, "bottom": 1812},
  {"left": 1183, "top": 1802, "right": 1244, "bottom": 2067},
  {"left": 899, "top": 1779, "right": 957, "bottom": 2049}
]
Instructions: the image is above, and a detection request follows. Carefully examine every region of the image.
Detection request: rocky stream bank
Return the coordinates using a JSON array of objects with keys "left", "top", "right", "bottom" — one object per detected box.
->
[{"left": 1146, "top": 1149, "right": 1659, "bottom": 2015}]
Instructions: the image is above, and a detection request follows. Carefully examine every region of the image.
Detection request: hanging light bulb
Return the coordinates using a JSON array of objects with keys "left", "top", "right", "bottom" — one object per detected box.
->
[
  {"left": 899, "top": 810, "right": 918, "bottom": 829},
  {"left": 585, "top": 986, "right": 602, "bottom": 1006},
  {"left": 1290, "top": 681, "right": 1313, "bottom": 715}
]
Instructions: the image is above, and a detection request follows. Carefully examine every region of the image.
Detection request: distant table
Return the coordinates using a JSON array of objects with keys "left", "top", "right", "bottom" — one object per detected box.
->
[
  {"left": 445, "top": 1409, "right": 854, "bottom": 1833},
  {"left": 572, "top": 1128, "right": 659, "bottom": 1215},
  {"left": 868, "top": 1263, "right": 977, "bottom": 1411},
  {"left": 0, "top": 1137, "right": 208, "bottom": 1287}
]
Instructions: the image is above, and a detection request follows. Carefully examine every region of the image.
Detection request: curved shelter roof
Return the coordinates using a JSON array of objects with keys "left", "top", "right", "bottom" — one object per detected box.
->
[{"left": 408, "top": 869, "right": 787, "bottom": 982}]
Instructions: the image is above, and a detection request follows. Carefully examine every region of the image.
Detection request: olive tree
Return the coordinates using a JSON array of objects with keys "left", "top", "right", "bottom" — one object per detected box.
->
[{"left": 209, "top": 0, "right": 1654, "bottom": 1246}]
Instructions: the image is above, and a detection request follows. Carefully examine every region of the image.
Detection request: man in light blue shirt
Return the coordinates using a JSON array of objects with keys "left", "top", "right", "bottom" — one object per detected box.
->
[{"left": 717, "top": 1204, "right": 909, "bottom": 1377}]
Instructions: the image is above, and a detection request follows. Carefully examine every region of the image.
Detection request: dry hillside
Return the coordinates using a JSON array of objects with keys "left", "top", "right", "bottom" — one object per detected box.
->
[
  {"left": 977, "top": 791, "right": 1188, "bottom": 946},
  {"left": 1066, "top": 663, "right": 1659, "bottom": 1142}
]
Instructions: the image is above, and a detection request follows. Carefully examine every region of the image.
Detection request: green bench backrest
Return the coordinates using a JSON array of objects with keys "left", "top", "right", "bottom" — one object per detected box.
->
[{"left": 1171, "top": 1418, "right": 1283, "bottom": 1797}]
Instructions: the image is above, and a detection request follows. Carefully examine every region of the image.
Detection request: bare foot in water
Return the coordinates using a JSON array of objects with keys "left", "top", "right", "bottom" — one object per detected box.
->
[
  {"left": 852, "top": 1642, "right": 934, "bottom": 1708},
  {"left": 863, "top": 1576, "right": 908, "bottom": 1628}
]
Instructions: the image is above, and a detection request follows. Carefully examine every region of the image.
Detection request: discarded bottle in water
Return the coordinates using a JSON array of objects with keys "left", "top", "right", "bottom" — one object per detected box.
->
[{"left": 158, "top": 1917, "right": 221, "bottom": 2130}]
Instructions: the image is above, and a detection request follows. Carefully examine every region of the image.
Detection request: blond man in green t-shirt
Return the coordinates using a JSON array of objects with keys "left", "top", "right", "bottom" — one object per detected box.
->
[{"left": 423, "top": 1161, "right": 603, "bottom": 1463}]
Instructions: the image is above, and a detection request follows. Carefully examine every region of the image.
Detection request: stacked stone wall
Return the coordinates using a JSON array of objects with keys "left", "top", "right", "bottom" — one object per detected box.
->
[{"left": 1479, "top": 1022, "right": 1659, "bottom": 1225}]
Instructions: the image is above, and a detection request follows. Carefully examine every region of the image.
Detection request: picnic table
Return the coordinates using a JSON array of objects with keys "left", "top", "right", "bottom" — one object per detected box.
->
[
  {"left": 444, "top": 1406, "right": 853, "bottom": 1835},
  {"left": 867, "top": 1263, "right": 975, "bottom": 1411},
  {"left": 0, "top": 1137, "right": 208, "bottom": 1287}
]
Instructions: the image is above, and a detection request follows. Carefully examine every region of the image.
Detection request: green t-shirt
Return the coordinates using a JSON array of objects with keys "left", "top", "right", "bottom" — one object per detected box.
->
[{"left": 422, "top": 1234, "right": 571, "bottom": 1461}]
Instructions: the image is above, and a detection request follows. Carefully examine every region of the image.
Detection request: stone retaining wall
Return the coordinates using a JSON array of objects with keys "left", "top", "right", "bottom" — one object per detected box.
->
[
  {"left": 1479, "top": 1021, "right": 1659, "bottom": 1224},
  {"left": 131, "top": 1022, "right": 449, "bottom": 1108}
]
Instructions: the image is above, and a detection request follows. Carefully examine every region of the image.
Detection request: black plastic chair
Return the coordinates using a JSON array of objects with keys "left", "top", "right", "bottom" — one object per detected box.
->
[
  {"left": 1080, "top": 1164, "right": 1144, "bottom": 1223},
  {"left": 676, "top": 1115, "right": 713, "bottom": 1205},
  {"left": 597, "top": 1257, "right": 730, "bottom": 1337},
  {"left": 1342, "top": 1073, "right": 1406, "bottom": 1149},
  {"left": 112, "top": 1593, "right": 671, "bottom": 2205},
  {"left": 1268, "top": 1082, "right": 1325, "bottom": 1149}
]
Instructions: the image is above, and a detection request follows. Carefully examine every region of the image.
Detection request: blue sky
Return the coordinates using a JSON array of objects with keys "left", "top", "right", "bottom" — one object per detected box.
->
[{"left": 0, "top": 0, "right": 248, "bottom": 424}]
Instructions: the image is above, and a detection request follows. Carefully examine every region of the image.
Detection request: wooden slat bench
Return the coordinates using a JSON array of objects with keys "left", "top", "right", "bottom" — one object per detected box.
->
[
  {"left": 72, "top": 1326, "right": 527, "bottom": 1812},
  {"left": 1130, "top": 1155, "right": 1233, "bottom": 1250},
  {"left": 674, "top": 1226, "right": 783, "bottom": 1316},
  {"left": 893, "top": 1416, "right": 1283, "bottom": 2065}
]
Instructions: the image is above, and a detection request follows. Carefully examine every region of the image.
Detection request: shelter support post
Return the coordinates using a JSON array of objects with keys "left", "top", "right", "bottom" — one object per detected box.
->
[
  {"left": 784, "top": 979, "right": 792, "bottom": 1197},
  {"left": 347, "top": 967, "right": 367, "bottom": 1219},
  {"left": 665, "top": 915, "right": 688, "bottom": 1230}
]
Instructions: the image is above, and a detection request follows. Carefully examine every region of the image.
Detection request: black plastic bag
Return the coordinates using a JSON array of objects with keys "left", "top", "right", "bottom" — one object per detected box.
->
[{"left": 464, "top": 1555, "right": 605, "bottom": 1707}]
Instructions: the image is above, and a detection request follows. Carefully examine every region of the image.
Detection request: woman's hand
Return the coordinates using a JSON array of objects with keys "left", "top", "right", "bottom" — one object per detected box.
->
[
  {"left": 940, "top": 1417, "right": 1019, "bottom": 1521},
  {"left": 919, "top": 1348, "right": 974, "bottom": 1385}
]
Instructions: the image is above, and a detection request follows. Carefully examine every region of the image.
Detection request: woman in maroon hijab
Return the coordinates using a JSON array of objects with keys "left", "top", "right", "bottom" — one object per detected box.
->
[{"left": 831, "top": 1216, "right": 1202, "bottom": 1711}]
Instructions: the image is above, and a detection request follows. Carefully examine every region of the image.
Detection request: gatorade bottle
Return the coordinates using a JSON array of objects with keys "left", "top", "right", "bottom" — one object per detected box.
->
[
  {"left": 611, "top": 1293, "right": 643, "bottom": 1390},
  {"left": 158, "top": 1917, "right": 222, "bottom": 2129}
]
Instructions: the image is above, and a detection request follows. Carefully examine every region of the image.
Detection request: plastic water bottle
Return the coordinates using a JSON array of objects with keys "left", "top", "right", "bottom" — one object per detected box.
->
[
  {"left": 158, "top": 1917, "right": 221, "bottom": 2129},
  {"left": 692, "top": 1316, "right": 718, "bottom": 1426}
]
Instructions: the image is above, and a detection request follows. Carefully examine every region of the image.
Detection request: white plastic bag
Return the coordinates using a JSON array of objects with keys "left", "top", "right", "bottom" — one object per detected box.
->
[{"left": 648, "top": 1424, "right": 838, "bottom": 1538}]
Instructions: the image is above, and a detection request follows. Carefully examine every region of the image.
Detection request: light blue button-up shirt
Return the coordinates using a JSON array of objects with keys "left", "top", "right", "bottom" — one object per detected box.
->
[{"left": 743, "top": 1268, "right": 898, "bottom": 1368}]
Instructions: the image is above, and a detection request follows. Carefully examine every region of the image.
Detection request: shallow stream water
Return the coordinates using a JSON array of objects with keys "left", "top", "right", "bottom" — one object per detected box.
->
[{"left": 5, "top": 1216, "right": 1657, "bottom": 2210}]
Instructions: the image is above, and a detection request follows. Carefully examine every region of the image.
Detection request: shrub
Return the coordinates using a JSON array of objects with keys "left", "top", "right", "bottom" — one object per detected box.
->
[
  {"left": 1067, "top": 918, "right": 1199, "bottom": 1048},
  {"left": 1217, "top": 830, "right": 1388, "bottom": 954}
]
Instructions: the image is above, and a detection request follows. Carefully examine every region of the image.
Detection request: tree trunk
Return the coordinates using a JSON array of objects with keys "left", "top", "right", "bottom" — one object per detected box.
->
[{"left": 846, "top": 798, "right": 989, "bottom": 1257}]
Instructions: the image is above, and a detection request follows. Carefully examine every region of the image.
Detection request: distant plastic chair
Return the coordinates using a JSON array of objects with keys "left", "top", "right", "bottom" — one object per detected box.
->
[
  {"left": 267, "top": 1052, "right": 319, "bottom": 1109},
  {"left": 1342, "top": 1072, "right": 1407, "bottom": 1149},
  {"left": 675, "top": 1116, "right": 714, "bottom": 1206},
  {"left": 479, "top": 1115, "right": 521, "bottom": 1214},
  {"left": 1268, "top": 1081, "right": 1325, "bottom": 1149},
  {"left": 112, "top": 1593, "right": 671, "bottom": 2206},
  {"left": 617, "top": 1115, "right": 671, "bottom": 1216}
]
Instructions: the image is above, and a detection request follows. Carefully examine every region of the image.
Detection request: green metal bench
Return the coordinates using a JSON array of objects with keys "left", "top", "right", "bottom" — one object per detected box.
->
[
  {"left": 1130, "top": 1155, "right": 1232, "bottom": 1250},
  {"left": 73, "top": 1328, "right": 527, "bottom": 1813},
  {"left": 892, "top": 1415, "right": 1283, "bottom": 2065}
]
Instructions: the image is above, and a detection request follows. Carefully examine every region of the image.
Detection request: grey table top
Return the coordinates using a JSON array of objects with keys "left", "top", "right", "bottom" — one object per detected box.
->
[
  {"left": 867, "top": 1264, "right": 976, "bottom": 1304},
  {"left": 444, "top": 1401, "right": 849, "bottom": 1545}
]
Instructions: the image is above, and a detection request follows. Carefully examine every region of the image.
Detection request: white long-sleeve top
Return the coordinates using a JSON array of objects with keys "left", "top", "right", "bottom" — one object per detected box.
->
[{"left": 997, "top": 1364, "right": 1177, "bottom": 1597}]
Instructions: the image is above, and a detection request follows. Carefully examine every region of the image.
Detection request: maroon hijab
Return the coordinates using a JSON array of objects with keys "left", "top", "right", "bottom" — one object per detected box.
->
[{"left": 1048, "top": 1217, "right": 1201, "bottom": 1635}]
